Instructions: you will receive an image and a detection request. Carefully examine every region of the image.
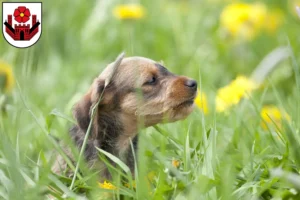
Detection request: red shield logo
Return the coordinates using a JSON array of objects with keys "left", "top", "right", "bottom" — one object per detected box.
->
[{"left": 2, "top": 2, "right": 42, "bottom": 48}]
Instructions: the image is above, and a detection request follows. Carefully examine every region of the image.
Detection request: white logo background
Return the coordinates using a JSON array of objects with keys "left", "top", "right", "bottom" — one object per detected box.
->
[{"left": 2, "top": 2, "right": 42, "bottom": 48}]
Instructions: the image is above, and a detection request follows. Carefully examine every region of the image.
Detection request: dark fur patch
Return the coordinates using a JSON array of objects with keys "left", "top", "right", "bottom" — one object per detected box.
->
[
  {"left": 70, "top": 109, "right": 138, "bottom": 178},
  {"left": 95, "top": 111, "right": 123, "bottom": 155},
  {"left": 125, "top": 135, "right": 138, "bottom": 172},
  {"left": 70, "top": 126, "right": 99, "bottom": 161},
  {"left": 73, "top": 94, "right": 92, "bottom": 132},
  {"left": 155, "top": 63, "right": 172, "bottom": 76}
]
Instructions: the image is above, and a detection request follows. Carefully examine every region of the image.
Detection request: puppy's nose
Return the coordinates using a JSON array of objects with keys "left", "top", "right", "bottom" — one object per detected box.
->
[{"left": 184, "top": 79, "right": 197, "bottom": 89}]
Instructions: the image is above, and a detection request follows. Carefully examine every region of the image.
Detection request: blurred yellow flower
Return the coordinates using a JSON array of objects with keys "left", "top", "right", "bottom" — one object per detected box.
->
[
  {"left": 172, "top": 159, "right": 180, "bottom": 168},
  {"left": 0, "top": 62, "right": 14, "bottom": 93},
  {"left": 221, "top": 3, "right": 266, "bottom": 40},
  {"left": 194, "top": 91, "right": 208, "bottom": 114},
  {"left": 113, "top": 4, "right": 145, "bottom": 20},
  {"left": 220, "top": 3, "right": 283, "bottom": 40},
  {"left": 261, "top": 105, "right": 290, "bottom": 130},
  {"left": 216, "top": 76, "right": 257, "bottom": 112},
  {"left": 98, "top": 181, "right": 117, "bottom": 190}
]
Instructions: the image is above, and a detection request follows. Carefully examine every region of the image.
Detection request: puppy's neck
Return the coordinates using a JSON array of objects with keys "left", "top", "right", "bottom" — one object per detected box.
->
[{"left": 95, "top": 111, "right": 138, "bottom": 157}]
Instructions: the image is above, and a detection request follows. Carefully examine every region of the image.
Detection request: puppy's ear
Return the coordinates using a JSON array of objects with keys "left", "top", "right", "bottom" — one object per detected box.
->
[
  {"left": 73, "top": 91, "right": 92, "bottom": 132},
  {"left": 73, "top": 78, "right": 106, "bottom": 131},
  {"left": 73, "top": 52, "right": 125, "bottom": 131}
]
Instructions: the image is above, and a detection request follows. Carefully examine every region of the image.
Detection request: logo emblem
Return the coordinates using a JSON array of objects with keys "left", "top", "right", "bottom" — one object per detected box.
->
[{"left": 2, "top": 2, "right": 42, "bottom": 48}]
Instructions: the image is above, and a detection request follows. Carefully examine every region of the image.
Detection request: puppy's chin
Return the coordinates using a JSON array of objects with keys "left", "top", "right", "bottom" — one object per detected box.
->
[
  {"left": 143, "top": 101, "right": 194, "bottom": 126},
  {"left": 168, "top": 100, "right": 195, "bottom": 122}
]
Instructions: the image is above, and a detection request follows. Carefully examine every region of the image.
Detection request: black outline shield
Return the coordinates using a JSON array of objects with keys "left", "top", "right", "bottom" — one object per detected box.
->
[{"left": 2, "top": 2, "right": 42, "bottom": 48}]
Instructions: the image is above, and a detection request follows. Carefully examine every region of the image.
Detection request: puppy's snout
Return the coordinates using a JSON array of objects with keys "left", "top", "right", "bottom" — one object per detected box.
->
[{"left": 184, "top": 79, "right": 197, "bottom": 90}]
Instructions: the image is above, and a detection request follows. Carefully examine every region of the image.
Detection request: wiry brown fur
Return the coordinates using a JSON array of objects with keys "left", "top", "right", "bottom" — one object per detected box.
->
[{"left": 52, "top": 57, "right": 197, "bottom": 179}]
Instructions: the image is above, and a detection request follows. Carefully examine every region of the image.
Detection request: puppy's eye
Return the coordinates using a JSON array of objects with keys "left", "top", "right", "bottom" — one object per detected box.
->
[{"left": 145, "top": 76, "right": 157, "bottom": 85}]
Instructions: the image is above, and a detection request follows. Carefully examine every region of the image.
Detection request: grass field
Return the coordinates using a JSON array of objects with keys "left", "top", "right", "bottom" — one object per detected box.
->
[{"left": 1, "top": 0, "right": 300, "bottom": 199}]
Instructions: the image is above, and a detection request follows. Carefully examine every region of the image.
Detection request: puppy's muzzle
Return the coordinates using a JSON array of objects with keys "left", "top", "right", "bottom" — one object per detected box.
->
[
  {"left": 183, "top": 78, "right": 198, "bottom": 99},
  {"left": 171, "top": 77, "right": 198, "bottom": 106},
  {"left": 184, "top": 79, "right": 197, "bottom": 91}
]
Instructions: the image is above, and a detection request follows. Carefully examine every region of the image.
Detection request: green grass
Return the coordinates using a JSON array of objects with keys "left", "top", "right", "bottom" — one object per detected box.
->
[{"left": 1, "top": 0, "right": 300, "bottom": 199}]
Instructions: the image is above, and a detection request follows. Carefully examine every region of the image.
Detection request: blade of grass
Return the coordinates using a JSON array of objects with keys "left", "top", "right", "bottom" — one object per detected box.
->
[
  {"left": 271, "top": 168, "right": 300, "bottom": 190},
  {"left": 50, "top": 109, "right": 76, "bottom": 124},
  {"left": 48, "top": 174, "right": 81, "bottom": 199},
  {"left": 183, "top": 123, "right": 191, "bottom": 173},
  {"left": 96, "top": 147, "right": 132, "bottom": 177},
  {"left": 16, "top": 81, "right": 82, "bottom": 180}
]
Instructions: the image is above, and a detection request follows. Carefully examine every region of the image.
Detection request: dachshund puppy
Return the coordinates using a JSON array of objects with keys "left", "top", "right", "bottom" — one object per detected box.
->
[{"left": 52, "top": 56, "right": 197, "bottom": 179}]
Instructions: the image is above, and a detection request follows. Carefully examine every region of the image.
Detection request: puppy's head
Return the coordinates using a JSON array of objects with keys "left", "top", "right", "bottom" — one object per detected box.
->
[{"left": 74, "top": 57, "right": 197, "bottom": 131}]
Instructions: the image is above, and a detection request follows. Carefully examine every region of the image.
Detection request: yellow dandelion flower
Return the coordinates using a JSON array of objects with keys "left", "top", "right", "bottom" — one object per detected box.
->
[
  {"left": 98, "top": 181, "right": 117, "bottom": 190},
  {"left": 113, "top": 4, "right": 145, "bottom": 20},
  {"left": 194, "top": 90, "right": 208, "bottom": 114},
  {"left": 124, "top": 180, "right": 136, "bottom": 188},
  {"left": 147, "top": 171, "right": 156, "bottom": 182},
  {"left": 216, "top": 76, "right": 257, "bottom": 112},
  {"left": 260, "top": 105, "right": 290, "bottom": 130},
  {"left": 0, "top": 62, "right": 15, "bottom": 93},
  {"left": 220, "top": 3, "right": 267, "bottom": 40},
  {"left": 172, "top": 159, "right": 180, "bottom": 168}
]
